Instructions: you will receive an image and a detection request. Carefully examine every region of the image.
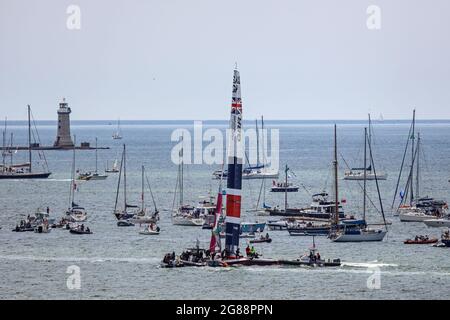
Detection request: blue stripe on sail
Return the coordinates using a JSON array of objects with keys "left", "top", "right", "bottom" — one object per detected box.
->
[{"left": 227, "top": 159, "right": 242, "bottom": 190}]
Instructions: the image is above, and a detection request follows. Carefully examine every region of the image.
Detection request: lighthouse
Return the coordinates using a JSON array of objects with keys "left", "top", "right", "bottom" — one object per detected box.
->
[{"left": 53, "top": 98, "right": 74, "bottom": 148}]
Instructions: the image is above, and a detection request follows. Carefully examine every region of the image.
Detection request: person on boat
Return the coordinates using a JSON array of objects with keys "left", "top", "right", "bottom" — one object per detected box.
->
[
  {"left": 156, "top": 226, "right": 160, "bottom": 232},
  {"left": 250, "top": 246, "right": 258, "bottom": 258},
  {"left": 236, "top": 248, "right": 240, "bottom": 258},
  {"left": 46, "top": 206, "right": 50, "bottom": 214},
  {"left": 80, "top": 224, "right": 85, "bottom": 231},
  {"left": 265, "top": 233, "right": 270, "bottom": 239},
  {"left": 245, "top": 245, "right": 251, "bottom": 257},
  {"left": 316, "top": 252, "right": 321, "bottom": 261},
  {"left": 86, "top": 227, "right": 90, "bottom": 233}
]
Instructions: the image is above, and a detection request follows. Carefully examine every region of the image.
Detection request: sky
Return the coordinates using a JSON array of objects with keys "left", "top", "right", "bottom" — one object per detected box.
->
[{"left": 1, "top": 0, "right": 449, "bottom": 120}]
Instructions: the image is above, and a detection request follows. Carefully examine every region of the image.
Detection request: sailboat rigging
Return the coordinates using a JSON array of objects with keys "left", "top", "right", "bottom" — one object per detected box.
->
[{"left": 0, "top": 105, "right": 51, "bottom": 179}]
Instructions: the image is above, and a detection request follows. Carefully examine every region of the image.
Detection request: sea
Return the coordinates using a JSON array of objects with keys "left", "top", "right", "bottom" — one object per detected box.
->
[{"left": 1, "top": 120, "right": 449, "bottom": 300}]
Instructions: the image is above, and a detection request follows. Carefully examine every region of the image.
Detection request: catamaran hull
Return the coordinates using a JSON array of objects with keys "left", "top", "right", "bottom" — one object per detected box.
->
[{"left": 0, "top": 172, "right": 51, "bottom": 179}]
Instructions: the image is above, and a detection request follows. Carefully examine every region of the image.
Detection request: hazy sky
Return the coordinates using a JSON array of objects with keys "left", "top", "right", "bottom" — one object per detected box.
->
[{"left": 1, "top": 0, "right": 449, "bottom": 120}]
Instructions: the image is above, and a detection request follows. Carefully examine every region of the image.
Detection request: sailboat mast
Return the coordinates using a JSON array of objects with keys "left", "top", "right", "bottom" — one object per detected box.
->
[
  {"left": 69, "top": 135, "right": 76, "bottom": 207},
  {"left": 255, "top": 119, "right": 260, "bottom": 167},
  {"left": 1, "top": 118, "right": 5, "bottom": 171},
  {"left": 95, "top": 137, "right": 98, "bottom": 173},
  {"left": 27, "top": 105, "right": 32, "bottom": 172},
  {"left": 363, "top": 127, "right": 367, "bottom": 221},
  {"left": 333, "top": 124, "right": 339, "bottom": 226},
  {"left": 225, "top": 66, "right": 243, "bottom": 257},
  {"left": 141, "top": 165, "right": 145, "bottom": 211},
  {"left": 410, "top": 109, "right": 416, "bottom": 205},
  {"left": 368, "top": 113, "right": 372, "bottom": 146},
  {"left": 180, "top": 135, "right": 184, "bottom": 206},
  {"left": 416, "top": 132, "right": 420, "bottom": 199},
  {"left": 123, "top": 144, "right": 127, "bottom": 211},
  {"left": 284, "top": 165, "right": 288, "bottom": 212}
]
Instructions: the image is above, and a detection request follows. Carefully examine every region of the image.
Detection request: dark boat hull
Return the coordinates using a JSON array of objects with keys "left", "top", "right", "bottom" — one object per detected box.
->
[
  {"left": 69, "top": 229, "right": 92, "bottom": 235},
  {"left": 270, "top": 187, "right": 299, "bottom": 193},
  {"left": 268, "top": 209, "right": 345, "bottom": 219},
  {"left": 249, "top": 238, "right": 272, "bottom": 244},
  {"left": 0, "top": 172, "right": 51, "bottom": 179}
]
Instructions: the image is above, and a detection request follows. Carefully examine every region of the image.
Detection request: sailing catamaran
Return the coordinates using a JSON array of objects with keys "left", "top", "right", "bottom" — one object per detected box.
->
[
  {"left": 329, "top": 126, "right": 387, "bottom": 242},
  {"left": 344, "top": 114, "right": 387, "bottom": 181},
  {"left": 112, "top": 119, "right": 123, "bottom": 140},
  {"left": 66, "top": 136, "right": 88, "bottom": 222},
  {"left": 0, "top": 106, "right": 51, "bottom": 179},
  {"left": 172, "top": 136, "right": 204, "bottom": 226},
  {"left": 392, "top": 110, "right": 448, "bottom": 222}
]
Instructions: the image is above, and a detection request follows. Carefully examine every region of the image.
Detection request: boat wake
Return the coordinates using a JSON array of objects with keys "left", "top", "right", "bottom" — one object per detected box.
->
[{"left": 341, "top": 261, "right": 398, "bottom": 268}]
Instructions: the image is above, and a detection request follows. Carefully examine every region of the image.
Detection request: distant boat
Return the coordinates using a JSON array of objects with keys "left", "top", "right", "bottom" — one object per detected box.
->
[
  {"left": 270, "top": 165, "right": 299, "bottom": 192},
  {"left": 66, "top": 136, "right": 88, "bottom": 223},
  {"left": 212, "top": 116, "right": 279, "bottom": 180},
  {"left": 77, "top": 138, "right": 108, "bottom": 180},
  {"left": 112, "top": 119, "right": 123, "bottom": 140},
  {"left": 344, "top": 114, "right": 387, "bottom": 181},
  {"left": 0, "top": 105, "right": 51, "bottom": 179},
  {"left": 172, "top": 135, "right": 204, "bottom": 226},
  {"left": 105, "top": 159, "right": 119, "bottom": 173}
]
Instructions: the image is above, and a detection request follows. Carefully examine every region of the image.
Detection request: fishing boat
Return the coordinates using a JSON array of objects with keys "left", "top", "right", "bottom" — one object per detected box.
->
[
  {"left": 112, "top": 118, "right": 123, "bottom": 140},
  {"left": 0, "top": 106, "right": 51, "bottom": 179},
  {"left": 66, "top": 136, "right": 88, "bottom": 223},
  {"left": 113, "top": 145, "right": 140, "bottom": 222},
  {"left": 404, "top": 235, "right": 438, "bottom": 244},
  {"left": 172, "top": 136, "right": 205, "bottom": 226},
  {"left": 77, "top": 138, "right": 108, "bottom": 180},
  {"left": 329, "top": 126, "right": 388, "bottom": 242},
  {"left": 344, "top": 114, "right": 387, "bottom": 181},
  {"left": 105, "top": 159, "right": 119, "bottom": 173},
  {"left": 392, "top": 111, "right": 448, "bottom": 222},
  {"left": 212, "top": 117, "right": 279, "bottom": 180}
]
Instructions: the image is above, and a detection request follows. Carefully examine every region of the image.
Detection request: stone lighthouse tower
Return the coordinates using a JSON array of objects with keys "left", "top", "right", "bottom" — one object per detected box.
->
[{"left": 53, "top": 98, "right": 74, "bottom": 148}]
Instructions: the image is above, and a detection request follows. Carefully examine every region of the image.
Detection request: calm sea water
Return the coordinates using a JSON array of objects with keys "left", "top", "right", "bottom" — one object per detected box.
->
[{"left": 1, "top": 120, "right": 450, "bottom": 300}]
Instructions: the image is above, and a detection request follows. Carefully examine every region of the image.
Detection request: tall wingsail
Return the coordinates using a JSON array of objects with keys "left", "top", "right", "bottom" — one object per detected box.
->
[{"left": 225, "top": 67, "right": 243, "bottom": 258}]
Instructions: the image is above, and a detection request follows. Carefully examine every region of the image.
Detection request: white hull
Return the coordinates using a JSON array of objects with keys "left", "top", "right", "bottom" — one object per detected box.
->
[
  {"left": 332, "top": 230, "right": 386, "bottom": 242},
  {"left": 139, "top": 230, "right": 160, "bottom": 235},
  {"left": 344, "top": 173, "right": 387, "bottom": 180},
  {"left": 399, "top": 212, "right": 438, "bottom": 222},
  {"left": 172, "top": 216, "right": 204, "bottom": 226},
  {"left": 242, "top": 172, "right": 279, "bottom": 180},
  {"left": 423, "top": 219, "right": 450, "bottom": 228}
]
